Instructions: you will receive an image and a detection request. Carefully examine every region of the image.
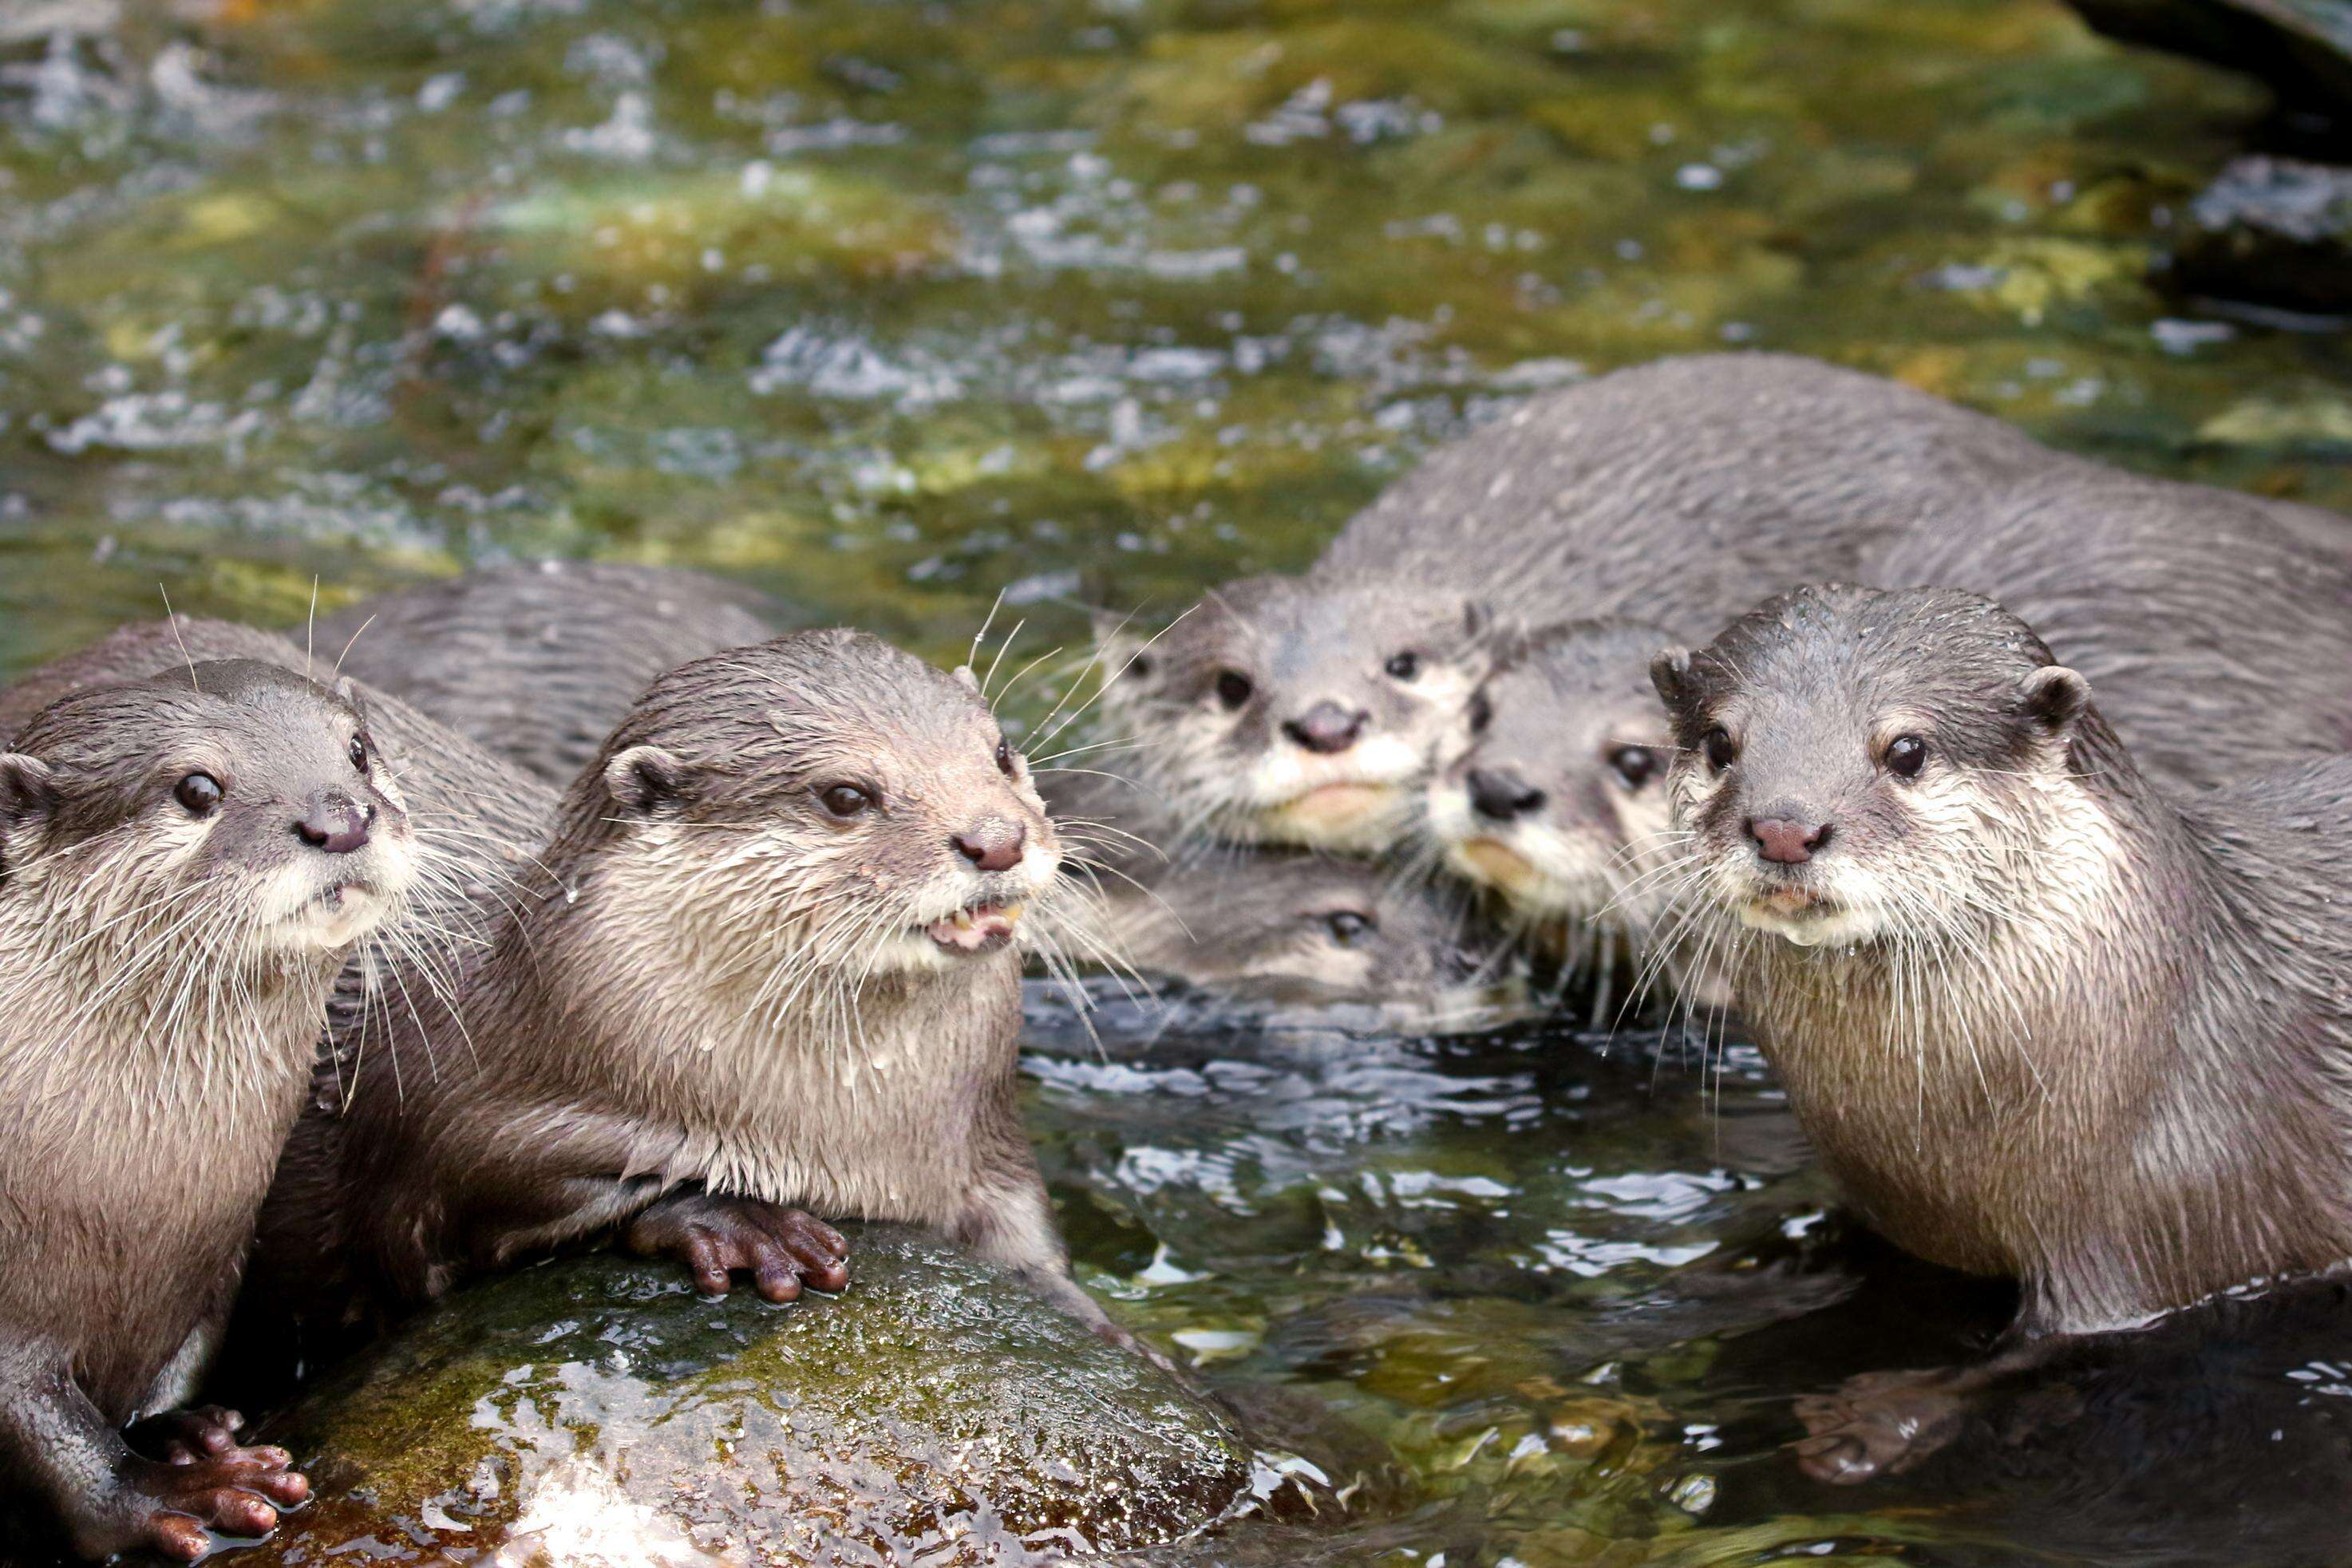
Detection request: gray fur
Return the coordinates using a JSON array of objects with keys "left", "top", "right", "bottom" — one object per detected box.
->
[
  {"left": 1872, "top": 466, "right": 2352, "bottom": 791},
  {"left": 1420, "top": 619, "right": 1693, "bottom": 987},
  {"left": 0, "top": 654, "right": 416, "bottom": 1558},
  {"left": 1100, "top": 353, "right": 2059, "bottom": 853},
  {"left": 1655, "top": 584, "right": 2352, "bottom": 1341},
  {"left": 309, "top": 563, "right": 787, "bottom": 787}
]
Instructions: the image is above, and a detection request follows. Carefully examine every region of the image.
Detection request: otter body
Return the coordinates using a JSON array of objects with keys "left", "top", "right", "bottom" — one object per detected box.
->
[
  {"left": 0, "top": 657, "right": 418, "bottom": 1560},
  {"left": 1872, "top": 468, "right": 2352, "bottom": 792},
  {"left": 1100, "top": 354, "right": 2064, "bottom": 854},
  {"left": 310, "top": 563, "right": 786, "bottom": 787},
  {"left": 263, "top": 630, "right": 1095, "bottom": 1341},
  {"left": 1654, "top": 584, "right": 2352, "bottom": 1337}
]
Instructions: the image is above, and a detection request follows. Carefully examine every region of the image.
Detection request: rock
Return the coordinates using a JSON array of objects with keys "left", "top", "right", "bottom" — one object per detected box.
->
[
  {"left": 231, "top": 1226, "right": 1252, "bottom": 1566},
  {"left": 2176, "top": 154, "right": 2352, "bottom": 311},
  {"left": 2061, "top": 0, "right": 2352, "bottom": 117}
]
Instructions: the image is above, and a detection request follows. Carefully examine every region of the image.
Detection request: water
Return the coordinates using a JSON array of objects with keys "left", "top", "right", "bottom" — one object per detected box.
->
[{"left": 6, "top": 0, "right": 2352, "bottom": 1562}]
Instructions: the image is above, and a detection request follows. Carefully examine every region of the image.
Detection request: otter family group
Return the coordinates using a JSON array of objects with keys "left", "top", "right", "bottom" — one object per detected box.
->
[{"left": 6, "top": 352, "right": 2352, "bottom": 1555}]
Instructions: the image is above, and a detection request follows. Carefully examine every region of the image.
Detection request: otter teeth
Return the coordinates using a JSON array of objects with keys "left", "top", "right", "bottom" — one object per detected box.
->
[{"left": 924, "top": 902, "right": 1023, "bottom": 953}]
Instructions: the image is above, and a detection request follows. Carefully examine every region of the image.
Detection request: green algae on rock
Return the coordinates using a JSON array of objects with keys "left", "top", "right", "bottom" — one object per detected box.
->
[{"left": 243, "top": 1227, "right": 1251, "bottom": 1565}]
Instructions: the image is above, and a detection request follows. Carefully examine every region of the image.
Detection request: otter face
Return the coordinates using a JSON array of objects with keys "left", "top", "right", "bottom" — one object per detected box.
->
[
  {"left": 582, "top": 630, "right": 1065, "bottom": 987},
  {"left": 1096, "top": 576, "right": 1491, "bottom": 854},
  {"left": 1424, "top": 620, "right": 1679, "bottom": 937},
  {"left": 0, "top": 659, "right": 417, "bottom": 958},
  {"left": 1653, "top": 585, "right": 2093, "bottom": 951},
  {"left": 1117, "top": 853, "right": 1486, "bottom": 1003}
]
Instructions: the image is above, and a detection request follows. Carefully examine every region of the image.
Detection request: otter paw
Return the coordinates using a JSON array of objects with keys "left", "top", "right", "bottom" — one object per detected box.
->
[
  {"left": 1791, "top": 1369, "right": 1967, "bottom": 1485},
  {"left": 126, "top": 1404, "right": 247, "bottom": 1463},
  {"left": 102, "top": 1450, "right": 309, "bottom": 1562},
  {"left": 627, "top": 1195, "right": 850, "bottom": 1303}
]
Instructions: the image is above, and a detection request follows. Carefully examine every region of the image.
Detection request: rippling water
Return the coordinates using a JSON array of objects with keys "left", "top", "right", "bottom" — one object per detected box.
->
[{"left": 7, "top": 1, "right": 2352, "bottom": 1562}]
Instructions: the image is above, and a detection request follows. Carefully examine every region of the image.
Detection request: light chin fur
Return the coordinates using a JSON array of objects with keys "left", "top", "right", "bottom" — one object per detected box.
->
[
  {"left": 1734, "top": 899, "right": 1888, "bottom": 949},
  {"left": 1427, "top": 784, "right": 1614, "bottom": 922}
]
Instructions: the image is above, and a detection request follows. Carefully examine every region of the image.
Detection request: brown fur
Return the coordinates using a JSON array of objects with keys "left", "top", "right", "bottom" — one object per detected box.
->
[
  {"left": 252, "top": 630, "right": 1107, "bottom": 1345},
  {"left": 1654, "top": 585, "right": 2352, "bottom": 1338}
]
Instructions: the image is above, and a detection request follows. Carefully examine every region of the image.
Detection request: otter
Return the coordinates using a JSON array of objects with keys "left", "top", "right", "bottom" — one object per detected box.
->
[
  {"left": 1650, "top": 583, "right": 2352, "bottom": 1480},
  {"left": 253, "top": 628, "right": 1114, "bottom": 1352},
  {"left": 1093, "top": 848, "right": 1496, "bottom": 1010},
  {"left": 0, "top": 659, "right": 418, "bottom": 1561},
  {"left": 1094, "top": 354, "right": 2061, "bottom": 855},
  {"left": 1417, "top": 618, "right": 1719, "bottom": 1009},
  {"left": 308, "top": 562, "right": 786, "bottom": 787}
]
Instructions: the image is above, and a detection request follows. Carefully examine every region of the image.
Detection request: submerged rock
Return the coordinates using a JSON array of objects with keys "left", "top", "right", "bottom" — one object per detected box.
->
[
  {"left": 2062, "top": 0, "right": 2352, "bottom": 115},
  {"left": 2176, "top": 154, "right": 2352, "bottom": 311},
  {"left": 237, "top": 1226, "right": 1252, "bottom": 1566}
]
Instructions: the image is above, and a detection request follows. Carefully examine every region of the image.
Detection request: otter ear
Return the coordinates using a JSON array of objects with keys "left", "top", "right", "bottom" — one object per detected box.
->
[
  {"left": 1650, "top": 647, "right": 1697, "bottom": 717},
  {"left": 2021, "top": 666, "right": 2090, "bottom": 733},
  {"left": 951, "top": 664, "right": 982, "bottom": 697},
  {"left": 0, "top": 754, "right": 56, "bottom": 825},
  {"left": 604, "top": 745, "right": 698, "bottom": 813}
]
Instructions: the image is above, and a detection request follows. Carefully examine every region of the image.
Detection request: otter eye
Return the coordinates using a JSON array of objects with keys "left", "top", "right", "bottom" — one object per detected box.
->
[
  {"left": 1129, "top": 654, "right": 1155, "bottom": 680},
  {"left": 1884, "top": 734, "right": 1928, "bottom": 779},
  {"left": 1215, "top": 671, "right": 1254, "bottom": 711},
  {"left": 819, "top": 784, "right": 872, "bottom": 818},
  {"left": 1386, "top": 652, "right": 1421, "bottom": 681},
  {"left": 1322, "top": 910, "right": 1374, "bottom": 945},
  {"left": 175, "top": 772, "right": 223, "bottom": 818},
  {"left": 1703, "top": 727, "right": 1737, "bottom": 772},
  {"left": 349, "top": 735, "right": 370, "bottom": 773},
  {"left": 1467, "top": 691, "right": 1492, "bottom": 735},
  {"left": 995, "top": 740, "right": 1017, "bottom": 777},
  {"left": 1609, "top": 745, "right": 1658, "bottom": 791}
]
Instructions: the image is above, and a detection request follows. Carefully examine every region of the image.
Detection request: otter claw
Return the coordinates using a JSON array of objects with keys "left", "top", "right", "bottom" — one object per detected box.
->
[{"left": 627, "top": 1195, "right": 849, "bottom": 1303}]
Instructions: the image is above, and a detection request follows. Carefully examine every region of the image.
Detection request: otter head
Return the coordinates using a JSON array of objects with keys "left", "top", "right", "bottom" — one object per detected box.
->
[
  {"left": 1096, "top": 575, "right": 1492, "bottom": 854},
  {"left": 1653, "top": 584, "right": 2096, "bottom": 952},
  {"left": 568, "top": 630, "right": 1064, "bottom": 988},
  {"left": 1424, "top": 618, "right": 1679, "bottom": 936},
  {"left": 1122, "top": 852, "right": 1488, "bottom": 1005},
  {"left": 0, "top": 659, "right": 417, "bottom": 957}
]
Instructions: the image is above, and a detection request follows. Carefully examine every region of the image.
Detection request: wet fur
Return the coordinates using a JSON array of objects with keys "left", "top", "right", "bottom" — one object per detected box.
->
[
  {"left": 310, "top": 563, "right": 785, "bottom": 788},
  {"left": 1657, "top": 585, "right": 2352, "bottom": 1337}
]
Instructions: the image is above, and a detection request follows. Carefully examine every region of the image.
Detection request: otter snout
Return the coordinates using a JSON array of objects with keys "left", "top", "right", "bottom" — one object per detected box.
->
[
  {"left": 1283, "top": 701, "right": 1366, "bottom": 756},
  {"left": 951, "top": 819, "right": 1026, "bottom": 874},
  {"left": 1467, "top": 766, "right": 1544, "bottom": 823},
  {"left": 294, "top": 789, "right": 376, "bottom": 855},
  {"left": 1747, "top": 809, "right": 1832, "bottom": 866}
]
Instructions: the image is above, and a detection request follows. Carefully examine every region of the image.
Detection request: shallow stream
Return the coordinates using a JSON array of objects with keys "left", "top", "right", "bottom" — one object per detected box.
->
[{"left": 6, "top": 1, "right": 2352, "bottom": 1562}]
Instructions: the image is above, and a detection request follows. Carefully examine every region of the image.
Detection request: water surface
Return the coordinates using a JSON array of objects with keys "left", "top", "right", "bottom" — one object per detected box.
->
[{"left": 6, "top": 1, "right": 2352, "bottom": 1561}]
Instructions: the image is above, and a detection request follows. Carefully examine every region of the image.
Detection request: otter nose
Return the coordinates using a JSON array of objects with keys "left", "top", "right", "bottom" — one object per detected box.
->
[
  {"left": 294, "top": 790, "right": 374, "bottom": 856},
  {"left": 1283, "top": 701, "right": 1366, "bottom": 756},
  {"left": 952, "top": 821, "right": 1026, "bottom": 874},
  {"left": 1747, "top": 814, "right": 1832, "bottom": 866},
  {"left": 1467, "top": 767, "right": 1545, "bottom": 823}
]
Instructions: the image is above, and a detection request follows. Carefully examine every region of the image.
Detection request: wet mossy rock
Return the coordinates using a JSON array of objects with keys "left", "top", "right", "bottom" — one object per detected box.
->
[
  {"left": 247, "top": 1227, "right": 1252, "bottom": 1565},
  {"left": 2063, "top": 0, "right": 2352, "bottom": 114}
]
